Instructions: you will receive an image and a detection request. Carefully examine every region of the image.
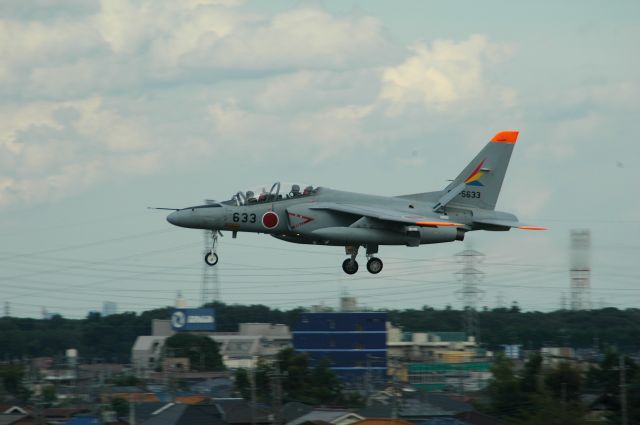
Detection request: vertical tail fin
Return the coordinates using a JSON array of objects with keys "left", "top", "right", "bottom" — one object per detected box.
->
[{"left": 436, "top": 130, "right": 518, "bottom": 211}]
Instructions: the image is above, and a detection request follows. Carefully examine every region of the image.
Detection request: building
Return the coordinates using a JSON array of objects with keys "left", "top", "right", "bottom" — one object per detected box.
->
[
  {"left": 132, "top": 320, "right": 292, "bottom": 371},
  {"left": 293, "top": 312, "right": 387, "bottom": 386},
  {"left": 501, "top": 345, "right": 522, "bottom": 360},
  {"left": 540, "top": 347, "right": 577, "bottom": 367},
  {"left": 405, "top": 362, "right": 492, "bottom": 392},
  {"left": 102, "top": 301, "right": 117, "bottom": 317},
  {"left": 387, "top": 324, "right": 477, "bottom": 363}
]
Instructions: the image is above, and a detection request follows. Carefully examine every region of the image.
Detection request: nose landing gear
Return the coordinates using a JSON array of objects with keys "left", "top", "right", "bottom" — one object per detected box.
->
[
  {"left": 204, "top": 230, "right": 221, "bottom": 266},
  {"left": 341, "top": 245, "right": 383, "bottom": 275},
  {"left": 205, "top": 252, "right": 219, "bottom": 266}
]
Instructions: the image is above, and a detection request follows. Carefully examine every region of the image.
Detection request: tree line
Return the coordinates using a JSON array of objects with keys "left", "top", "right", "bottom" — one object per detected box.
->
[{"left": 1, "top": 303, "right": 639, "bottom": 362}]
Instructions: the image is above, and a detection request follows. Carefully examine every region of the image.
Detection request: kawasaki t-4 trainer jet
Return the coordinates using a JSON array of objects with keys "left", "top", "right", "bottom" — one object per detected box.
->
[{"left": 161, "top": 131, "right": 545, "bottom": 274}]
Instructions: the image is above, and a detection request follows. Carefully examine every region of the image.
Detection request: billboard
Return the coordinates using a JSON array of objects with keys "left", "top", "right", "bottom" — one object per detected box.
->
[{"left": 171, "top": 308, "right": 216, "bottom": 332}]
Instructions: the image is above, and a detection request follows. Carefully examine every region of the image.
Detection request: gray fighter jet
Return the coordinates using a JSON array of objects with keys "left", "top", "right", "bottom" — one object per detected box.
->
[{"left": 161, "top": 131, "right": 544, "bottom": 274}]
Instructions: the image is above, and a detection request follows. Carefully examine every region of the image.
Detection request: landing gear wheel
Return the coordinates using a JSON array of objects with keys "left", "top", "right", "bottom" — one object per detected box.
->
[
  {"left": 342, "top": 259, "right": 359, "bottom": 275},
  {"left": 366, "top": 257, "right": 383, "bottom": 274},
  {"left": 204, "top": 252, "right": 219, "bottom": 266}
]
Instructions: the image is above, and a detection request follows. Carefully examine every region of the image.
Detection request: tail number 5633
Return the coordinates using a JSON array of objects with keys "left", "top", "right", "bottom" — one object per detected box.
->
[{"left": 460, "top": 191, "right": 481, "bottom": 199}]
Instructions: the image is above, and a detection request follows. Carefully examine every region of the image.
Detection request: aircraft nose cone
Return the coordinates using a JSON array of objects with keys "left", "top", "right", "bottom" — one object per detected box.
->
[{"left": 167, "top": 210, "right": 180, "bottom": 226}]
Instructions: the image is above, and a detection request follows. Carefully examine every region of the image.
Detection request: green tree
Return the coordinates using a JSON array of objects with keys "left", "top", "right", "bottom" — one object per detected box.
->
[
  {"left": 277, "top": 348, "right": 313, "bottom": 402},
  {"left": 165, "top": 333, "right": 224, "bottom": 371},
  {"left": 520, "top": 353, "right": 542, "bottom": 395},
  {"left": 522, "top": 395, "right": 587, "bottom": 425},
  {"left": 234, "top": 368, "right": 251, "bottom": 400},
  {"left": 42, "top": 385, "right": 57, "bottom": 404},
  {"left": 111, "top": 397, "right": 129, "bottom": 417},
  {"left": 309, "top": 358, "right": 343, "bottom": 405},
  {"left": 486, "top": 353, "right": 525, "bottom": 418},
  {"left": 0, "top": 364, "right": 25, "bottom": 396},
  {"left": 110, "top": 375, "right": 142, "bottom": 386},
  {"left": 586, "top": 352, "right": 640, "bottom": 424},
  {"left": 544, "top": 362, "right": 582, "bottom": 402}
]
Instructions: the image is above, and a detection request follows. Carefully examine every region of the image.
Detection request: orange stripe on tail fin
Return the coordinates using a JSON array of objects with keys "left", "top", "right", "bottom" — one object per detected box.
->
[{"left": 491, "top": 131, "right": 519, "bottom": 144}]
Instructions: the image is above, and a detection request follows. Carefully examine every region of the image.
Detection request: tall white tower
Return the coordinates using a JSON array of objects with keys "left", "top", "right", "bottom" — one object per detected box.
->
[{"left": 570, "top": 229, "right": 591, "bottom": 311}]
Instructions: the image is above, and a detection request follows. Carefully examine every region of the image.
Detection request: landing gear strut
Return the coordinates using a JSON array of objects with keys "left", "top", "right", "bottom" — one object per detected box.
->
[
  {"left": 204, "top": 231, "right": 221, "bottom": 266},
  {"left": 341, "top": 245, "right": 384, "bottom": 275}
]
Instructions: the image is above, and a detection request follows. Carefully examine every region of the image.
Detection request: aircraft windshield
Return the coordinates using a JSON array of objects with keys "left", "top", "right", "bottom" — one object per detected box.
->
[{"left": 230, "top": 182, "right": 318, "bottom": 206}]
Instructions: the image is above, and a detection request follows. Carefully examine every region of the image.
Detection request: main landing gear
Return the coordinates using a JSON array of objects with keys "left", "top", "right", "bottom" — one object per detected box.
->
[
  {"left": 341, "top": 245, "right": 383, "bottom": 275},
  {"left": 204, "top": 231, "right": 222, "bottom": 266}
]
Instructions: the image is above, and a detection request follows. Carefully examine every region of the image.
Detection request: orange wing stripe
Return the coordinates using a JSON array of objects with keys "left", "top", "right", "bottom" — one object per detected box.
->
[
  {"left": 416, "top": 221, "right": 463, "bottom": 227},
  {"left": 491, "top": 130, "right": 519, "bottom": 144},
  {"left": 518, "top": 226, "right": 547, "bottom": 230}
]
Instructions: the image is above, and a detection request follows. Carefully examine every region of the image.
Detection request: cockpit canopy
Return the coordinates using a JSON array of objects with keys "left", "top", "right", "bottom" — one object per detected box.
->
[{"left": 227, "top": 182, "right": 318, "bottom": 206}]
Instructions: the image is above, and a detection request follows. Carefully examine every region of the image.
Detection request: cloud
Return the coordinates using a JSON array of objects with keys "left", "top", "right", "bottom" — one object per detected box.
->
[
  {"left": 379, "top": 35, "right": 513, "bottom": 115},
  {"left": 187, "top": 6, "right": 400, "bottom": 71},
  {"left": 0, "top": 98, "right": 157, "bottom": 208},
  {"left": 0, "top": 1, "right": 517, "bottom": 209}
]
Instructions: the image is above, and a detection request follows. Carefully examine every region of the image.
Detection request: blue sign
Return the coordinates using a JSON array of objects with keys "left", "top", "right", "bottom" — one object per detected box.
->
[{"left": 171, "top": 308, "right": 216, "bottom": 332}]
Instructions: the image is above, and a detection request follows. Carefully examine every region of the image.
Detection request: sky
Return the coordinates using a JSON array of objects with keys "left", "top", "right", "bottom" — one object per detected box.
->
[{"left": 1, "top": 0, "right": 639, "bottom": 319}]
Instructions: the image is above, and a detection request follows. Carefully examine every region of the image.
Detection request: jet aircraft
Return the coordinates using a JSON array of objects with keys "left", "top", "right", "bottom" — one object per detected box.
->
[{"left": 161, "top": 131, "right": 545, "bottom": 274}]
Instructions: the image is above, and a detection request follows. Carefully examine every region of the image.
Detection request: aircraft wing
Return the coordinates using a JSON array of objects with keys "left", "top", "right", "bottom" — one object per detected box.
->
[
  {"left": 473, "top": 218, "right": 546, "bottom": 230},
  {"left": 309, "top": 203, "right": 463, "bottom": 227}
]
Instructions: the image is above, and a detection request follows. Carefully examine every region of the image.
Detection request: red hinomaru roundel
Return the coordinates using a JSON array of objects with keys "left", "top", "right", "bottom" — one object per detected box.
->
[{"left": 262, "top": 211, "right": 279, "bottom": 229}]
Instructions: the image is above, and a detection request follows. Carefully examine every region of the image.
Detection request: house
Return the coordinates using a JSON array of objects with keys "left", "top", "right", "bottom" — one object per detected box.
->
[
  {"left": 100, "top": 386, "right": 159, "bottom": 403},
  {"left": 0, "top": 414, "right": 29, "bottom": 425},
  {"left": 286, "top": 409, "right": 364, "bottom": 425},
  {"left": 214, "top": 399, "right": 272, "bottom": 425},
  {"left": 352, "top": 419, "right": 412, "bottom": 425},
  {"left": 282, "top": 402, "right": 313, "bottom": 424},
  {"left": 137, "top": 404, "right": 227, "bottom": 425}
]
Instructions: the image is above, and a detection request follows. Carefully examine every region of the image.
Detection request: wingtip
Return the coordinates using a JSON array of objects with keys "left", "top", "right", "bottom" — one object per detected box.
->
[{"left": 491, "top": 130, "right": 519, "bottom": 144}]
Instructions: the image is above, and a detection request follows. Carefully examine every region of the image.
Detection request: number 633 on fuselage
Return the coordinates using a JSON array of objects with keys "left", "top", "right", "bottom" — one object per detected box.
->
[{"left": 155, "top": 131, "right": 545, "bottom": 275}]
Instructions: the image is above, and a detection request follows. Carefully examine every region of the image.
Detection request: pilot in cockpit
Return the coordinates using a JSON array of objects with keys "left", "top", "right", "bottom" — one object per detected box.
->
[
  {"left": 290, "top": 184, "right": 301, "bottom": 197},
  {"left": 246, "top": 190, "right": 256, "bottom": 204},
  {"left": 258, "top": 188, "right": 268, "bottom": 202}
]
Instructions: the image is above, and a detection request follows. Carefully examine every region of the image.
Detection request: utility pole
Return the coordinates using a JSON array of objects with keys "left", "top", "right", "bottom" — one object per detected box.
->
[
  {"left": 269, "top": 362, "right": 284, "bottom": 425},
  {"left": 561, "top": 382, "right": 567, "bottom": 414},
  {"left": 250, "top": 366, "right": 257, "bottom": 425},
  {"left": 129, "top": 394, "right": 136, "bottom": 425},
  {"left": 364, "top": 355, "right": 372, "bottom": 406},
  {"left": 620, "top": 356, "right": 628, "bottom": 425}
]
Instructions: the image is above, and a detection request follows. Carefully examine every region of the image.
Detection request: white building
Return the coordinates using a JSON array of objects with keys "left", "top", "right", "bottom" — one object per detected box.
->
[{"left": 132, "top": 320, "right": 292, "bottom": 371}]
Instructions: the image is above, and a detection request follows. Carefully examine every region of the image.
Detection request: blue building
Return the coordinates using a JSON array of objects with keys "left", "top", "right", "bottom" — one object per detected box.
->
[{"left": 293, "top": 312, "right": 387, "bottom": 386}]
